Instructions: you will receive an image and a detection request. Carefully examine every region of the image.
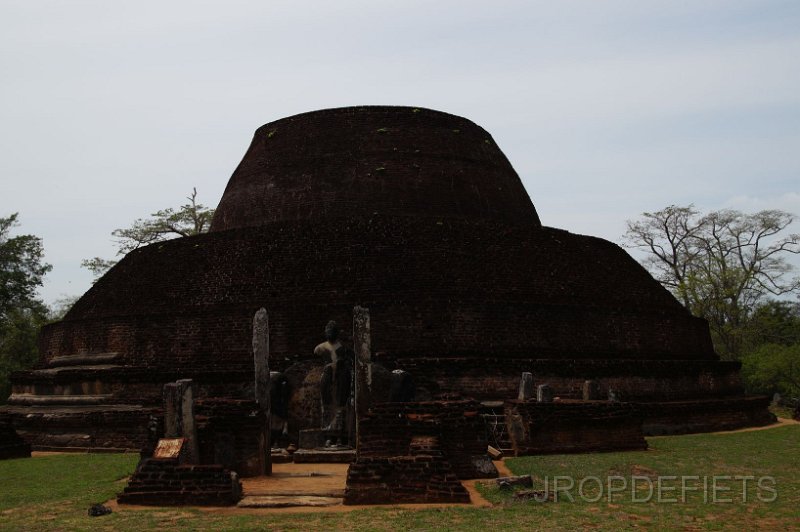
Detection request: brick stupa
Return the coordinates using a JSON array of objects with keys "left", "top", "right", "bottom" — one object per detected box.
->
[{"left": 2, "top": 106, "right": 773, "bottom": 450}]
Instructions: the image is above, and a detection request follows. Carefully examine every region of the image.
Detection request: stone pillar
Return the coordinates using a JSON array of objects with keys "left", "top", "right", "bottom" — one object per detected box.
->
[
  {"left": 162, "top": 379, "right": 199, "bottom": 464},
  {"left": 253, "top": 307, "right": 271, "bottom": 475},
  {"left": 582, "top": 380, "right": 599, "bottom": 401},
  {"left": 536, "top": 384, "right": 553, "bottom": 403},
  {"left": 518, "top": 372, "right": 534, "bottom": 400},
  {"left": 353, "top": 306, "right": 371, "bottom": 452}
]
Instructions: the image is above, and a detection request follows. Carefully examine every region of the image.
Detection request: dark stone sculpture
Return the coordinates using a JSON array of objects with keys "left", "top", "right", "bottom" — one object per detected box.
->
[
  {"left": 269, "top": 371, "right": 291, "bottom": 445},
  {"left": 315, "top": 321, "right": 354, "bottom": 442}
]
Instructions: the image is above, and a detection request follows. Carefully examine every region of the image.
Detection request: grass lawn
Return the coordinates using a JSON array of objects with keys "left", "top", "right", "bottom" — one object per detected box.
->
[{"left": 1, "top": 424, "right": 798, "bottom": 531}]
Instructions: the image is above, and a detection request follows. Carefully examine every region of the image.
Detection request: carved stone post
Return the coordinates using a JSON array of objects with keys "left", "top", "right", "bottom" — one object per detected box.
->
[
  {"left": 253, "top": 307, "right": 271, "bottom": 475},
  {"left": 162, "top": 379, "right": 199, "bottom": 464},
  {"left": 353, "top": 306, "right": 371, "bottom": 452},
  {"left": 536, "top": 384, "right": 553, "bottom": 403},
  {"left": 518, "top": 372, "right": 534, "bottom": 400},
  {"left": 583, "top": 380, "right": 599, "bottom": 401}
]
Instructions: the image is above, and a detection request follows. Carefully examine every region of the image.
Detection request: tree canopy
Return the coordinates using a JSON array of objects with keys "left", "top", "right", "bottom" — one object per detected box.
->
[
  {"left": 623, "top": 205, "right": 800, "bottom": 358},
  {"left": 0, "top": 213, "right": 51, "bottom": 402},
  {"left": 82, "top": 188, "right": 214, "bottom": 279}
]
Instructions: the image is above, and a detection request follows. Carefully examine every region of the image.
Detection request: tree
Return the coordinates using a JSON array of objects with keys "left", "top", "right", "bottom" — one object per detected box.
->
[
  {"left": 0, "top": 213, "right": 51, "bottom": 402},
  {"left": 82, "top": 188, "right": 214, "bottom": 279},
  {"left": 0, "top": 214, "right": 51, "bottom": 326},
  {"left": 741, "top": 343, "right": 800, "bottom": 399},
  {"left": 623, "top": 205, "right": 800, "bottom": 358}
]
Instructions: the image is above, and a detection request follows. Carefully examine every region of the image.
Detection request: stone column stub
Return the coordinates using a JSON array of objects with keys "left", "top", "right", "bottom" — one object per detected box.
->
[
  {"left": 162, "top": 379, "right": 199, "bottom": 464},
  {"left": 536, "top": 384, "right": 553, "bottom": 403},
  {"left": 253, "top": 307, "right": 272, "bottom": 475},
  {"left": 518, "top": 372, "right": 534, "bottom": 400}
]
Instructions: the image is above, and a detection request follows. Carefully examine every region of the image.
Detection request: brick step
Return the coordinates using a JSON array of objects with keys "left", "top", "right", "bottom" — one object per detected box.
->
[{"left": 124, "top": 483, "right": 234, "bottom": 492}]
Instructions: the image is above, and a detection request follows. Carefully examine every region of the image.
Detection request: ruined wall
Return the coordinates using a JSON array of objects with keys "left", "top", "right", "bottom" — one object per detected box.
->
[
  {"left": 0, "top": 414, "right": 30, "bottom": 459},
  {"left": 393, "top": 358, "right": 743, "bottom": 402},
  {"left": 344, "top": 455, "right": 470, "bottom": 505},
  {"left": 358, "top": 401, "right": 494, "bottom": 480},
  {"left": 118, "top": 458, "right": 241, "bottom": 506},
  {"left": 640, "top": 396, "right": 775, "bottom": 435},
  {"left": 195, "top": 398, "right": 266, "bottom": 477},
  {"left": 505, "top": 400, "right": 647, "bottom": 455},
  {"left": 8, "top": 407, "right": 157, "bottom": 451}
]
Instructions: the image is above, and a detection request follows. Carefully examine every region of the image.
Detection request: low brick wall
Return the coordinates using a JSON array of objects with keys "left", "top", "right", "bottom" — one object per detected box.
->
[
  {"left": 344, "top": 455, "right": 470, "bottom": 505},
  {"left": 5, "top": 406, "right": 157, "bottom": 451},
  {"left": 640, "top": 396, "right": 775, "bottom": 435},
  {"left": 359, "top": 401, "right": 496, "bottom": 479},
  {"left": 0, "top": 415, "right": 30, "bottom": 460},
  {"left": 505, "top": 400, "right": 648, "bottom": 455},
  {"left": 117, "top": 458, "right": 241, "bottom": 506},
  {"left": 195, "top": 398, "right": 266, "bottom": 477}
]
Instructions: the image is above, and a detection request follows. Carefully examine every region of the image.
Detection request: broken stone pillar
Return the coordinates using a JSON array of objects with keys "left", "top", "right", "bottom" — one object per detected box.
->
[
  {"left": 518, "top": 372, "right": 534, "bottom": 400},
  {"left": 353, "top": 306, "right": 371, "bottom": 451},
  {"left": 582, "top": 380, "right": 600, "bottom": 401},
  {"left": 253, "top": 307, "right": 271, "bottom": 475},
  {"left": 162, "top": 379, "right": 199, "bottom": 464},
  {"left": 536, "top": 384, "right": 553, "bottom": 403}
]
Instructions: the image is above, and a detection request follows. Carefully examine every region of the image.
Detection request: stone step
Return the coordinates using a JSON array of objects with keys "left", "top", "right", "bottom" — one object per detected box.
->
[
  {"left": 243, "top": 489, "right": 345, "bottom": 498},
  {"left": 47, "top": 352, "right": 120, "bottom": 367},
  {"left": 291, "top": 449, "right": 356, "bottom": 463},
  {"left": 6, "top": 394, "right": 114, "bottom": 406},
  {"left": 237, "top": 495, "right": 343, "bottom": 508}
]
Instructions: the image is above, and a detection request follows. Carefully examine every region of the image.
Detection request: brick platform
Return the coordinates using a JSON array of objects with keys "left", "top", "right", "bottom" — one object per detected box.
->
[
  {"left": 117, "top": 458, "right": 241, "bottom": 506},
  {"left": 505, "top": 400, "right": 648, "bottom": 455}
]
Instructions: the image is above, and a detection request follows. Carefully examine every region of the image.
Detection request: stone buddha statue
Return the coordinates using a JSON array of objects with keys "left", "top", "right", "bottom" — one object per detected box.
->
[{"left": 315, "top": 321, "right": 354, "bottom": 439}]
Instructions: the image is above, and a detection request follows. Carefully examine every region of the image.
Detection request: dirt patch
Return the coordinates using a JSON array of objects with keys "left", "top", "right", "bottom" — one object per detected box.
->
[{"left": 109, "top": 459, "right": 499, "bottom": 515}]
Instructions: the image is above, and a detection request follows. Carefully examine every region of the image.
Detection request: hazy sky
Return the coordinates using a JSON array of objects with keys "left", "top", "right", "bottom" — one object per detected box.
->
[{"left": 1, "top": 0, "right": 799, "bottom": 305}]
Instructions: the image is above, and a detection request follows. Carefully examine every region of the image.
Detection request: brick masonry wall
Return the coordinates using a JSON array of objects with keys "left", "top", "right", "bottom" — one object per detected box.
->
[
  {"left": 640, "top": 395, "right": 775, "bottom": 435},
  {"left": 359, "top": 401, "right": 493, "bottom": 479},
  {"left": 117, "top": 458, "right": 241, "bottom": 506},
  {"left": 210, "top": 106, "right": 541, "bottom": 231},
  {"left": 392, "top": 358, "right": 743, "bottom": 402},
  {"left": 8, "top": 407, "right": 157, "bottom": 450},
  {"left": 0, "top": 414, "right": 31, "bottom": 459},
  {"left": 195, "top": 398, "right": 267, "bottom": 477},
  {"left": 344, "top": 455, "right": 470, "bottom": 505},
  {"left": 41, "top": 215, "right": 713, "bottom": 372},
  {"left": 505, "top": 400, "right": 648, "bottom": 455}
]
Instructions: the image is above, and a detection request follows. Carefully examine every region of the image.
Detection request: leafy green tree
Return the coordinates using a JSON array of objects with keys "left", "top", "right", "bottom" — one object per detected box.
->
[
  {"left": 624, "top": 205, "right": 800, "bottom": 358},
  {"left": 0, "top": 213, "right": 52, "bottom": 402},
  {"left": 743, "top": 300, "right": 800, "bottom": 349},
  {"left": 82, "top": 188, "right": 214, "bottom": 279},
  {"left": 741, "top": 343, "right": 800, "bottom": 398}
]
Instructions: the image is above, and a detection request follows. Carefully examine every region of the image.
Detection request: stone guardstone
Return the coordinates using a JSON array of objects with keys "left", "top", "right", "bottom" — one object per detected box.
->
[
  {"left": 518, "top": 372, "right": 534, "bottom": 400},
  {"left": 583, "top": 380, "right": 600, "bottom": 401},
  {"left": 536, "top": 384, "right": 553, "bottom": 403}
]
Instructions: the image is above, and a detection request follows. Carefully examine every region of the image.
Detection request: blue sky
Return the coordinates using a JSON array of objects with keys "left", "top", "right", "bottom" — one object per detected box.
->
[{"left": 1, "top": 0, "right": 798, "bottom": 305}]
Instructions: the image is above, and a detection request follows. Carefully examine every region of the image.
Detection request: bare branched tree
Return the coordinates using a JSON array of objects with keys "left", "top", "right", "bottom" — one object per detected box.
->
[
  {"left": 624, "top": 205, "right": 800, "bottom": 358},
  {"left": 82, "top": 188, "right": 214, "bottom": 280}
]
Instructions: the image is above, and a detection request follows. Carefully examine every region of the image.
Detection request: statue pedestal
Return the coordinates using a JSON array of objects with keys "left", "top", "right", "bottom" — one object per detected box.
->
[{"left": 298, "top": 428, "right": 353, "bottom": 450}]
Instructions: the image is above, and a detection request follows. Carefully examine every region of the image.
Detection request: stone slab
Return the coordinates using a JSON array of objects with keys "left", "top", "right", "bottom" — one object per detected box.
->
[
  {"left": 238, "top": 495, "right": 342, "bottom": 508},
  {"left": 292, "top": 449, "right": 356, "bottom": 463}
]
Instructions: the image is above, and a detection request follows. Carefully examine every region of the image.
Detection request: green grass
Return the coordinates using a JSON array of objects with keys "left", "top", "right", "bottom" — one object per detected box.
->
[{"left": 1, "top": 426, "right": 798, "bottom": 531}]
